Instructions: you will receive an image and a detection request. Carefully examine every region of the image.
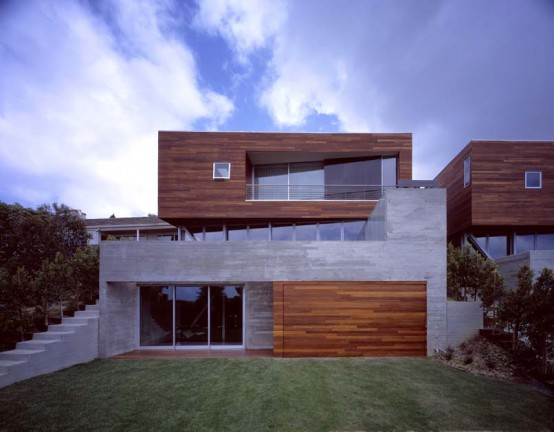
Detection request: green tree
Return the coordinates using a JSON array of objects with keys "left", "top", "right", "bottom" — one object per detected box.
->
[
  {"left": 70, "top": 246, "right": 99, "bottom": 306},
  {"left": 525, "top": 268, "right": 554, "bottom": 375},
  {"left": 0, "top": 267, "right": 35, "bottom": 341},
  {"left": 499, "top": 264, "right": 533, "bottom": 351}
]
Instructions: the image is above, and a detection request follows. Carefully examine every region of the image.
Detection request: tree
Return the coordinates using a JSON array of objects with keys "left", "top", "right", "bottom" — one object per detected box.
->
[
  {"left": 70, "top": 246, "right": 99, "bottom": 306},
  {"left": 525, "top": 268, "right": 554, "bottom": 375},
  {"left": 0, "top": 267, "right": 35, "bottom": 341},
  {"left": 499, "top": 264, "right": 533, "bottom": 351}
]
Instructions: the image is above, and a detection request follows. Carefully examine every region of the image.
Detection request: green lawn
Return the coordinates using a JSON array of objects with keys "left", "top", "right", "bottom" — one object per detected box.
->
[{"left": 1, "top": 357, "right": 553, "bottom": 431}]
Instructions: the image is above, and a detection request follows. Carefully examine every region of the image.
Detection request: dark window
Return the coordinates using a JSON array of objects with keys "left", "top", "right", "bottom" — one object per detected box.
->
[
  {"left": 319, "top": 222, "right": 342, "bottom": 240},
  {"left": 295, "top": 223, "right": 317, "bottom": 240},
  {"left": 464, "top": 157, "right": 471, "bottom": 187},
  {"left": 525, "top": 171, "right": 542, "bottom": 189}
]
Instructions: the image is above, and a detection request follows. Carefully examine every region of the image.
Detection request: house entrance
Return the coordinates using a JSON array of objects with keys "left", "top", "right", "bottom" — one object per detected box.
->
[{"left": 139, "top": 285, "right": 244, "bottom": 349}]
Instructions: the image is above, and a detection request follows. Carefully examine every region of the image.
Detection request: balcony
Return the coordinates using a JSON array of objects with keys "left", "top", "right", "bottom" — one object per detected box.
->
[{"left": 246, "top": 184, "right": 387, "bottom": 201}]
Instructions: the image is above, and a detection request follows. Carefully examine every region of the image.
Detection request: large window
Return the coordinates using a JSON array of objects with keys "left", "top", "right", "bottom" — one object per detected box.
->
[
  {"left": 252, "top": 157, "right": 397, "bottom": 201},
  {"left": 140, "top": 285, "right": 243, "bottom": 348}
]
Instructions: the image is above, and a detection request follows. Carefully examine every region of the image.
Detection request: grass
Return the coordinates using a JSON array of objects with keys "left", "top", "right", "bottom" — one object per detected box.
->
[{"left": 1, "top": 357, "right": 553, "bottom": 431}]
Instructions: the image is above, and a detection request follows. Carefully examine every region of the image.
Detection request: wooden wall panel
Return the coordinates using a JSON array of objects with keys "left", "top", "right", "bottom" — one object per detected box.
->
[
  {"left": 435, "top": 143, "right": 473, "bottom": 239},
  {"left": 436, "top": 141, "right": 554, "bottom": 238},
  {"left": 471, "top": 141, "right": 554, "bottom": 228},
  {"left": 273, "top": 281, "right": 427, "bottom": 357},
  {"left": 159, "top": 132, "right": 412, "bottom": 225}
]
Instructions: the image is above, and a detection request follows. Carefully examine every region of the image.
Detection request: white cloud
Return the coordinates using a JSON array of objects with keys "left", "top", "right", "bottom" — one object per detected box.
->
[
  {"left": 257, "top": 0, "right": 554, "bottom": 179},
  {"left": 0, "top": 0, "right": 233, "bottom": 217},
  {"left": 194, "top": 0, "right": 286, "bottom": 62}
]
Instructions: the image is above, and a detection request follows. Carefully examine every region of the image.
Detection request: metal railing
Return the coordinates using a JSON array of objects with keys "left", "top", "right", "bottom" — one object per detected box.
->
[{"left": 245, "top": 184, "right": 388, "bottom": 201}]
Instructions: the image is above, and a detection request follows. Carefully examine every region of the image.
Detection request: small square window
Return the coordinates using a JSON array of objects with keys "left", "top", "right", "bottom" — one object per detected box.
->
[
  {"left": 525, "top": 171, "right": 542, "bottom": 189},
  {"left": 463, "top": 156, "right": 471, "bottom": 187},
  {"left": 213, "top": 162, "right": 231, "bottom": 180}
]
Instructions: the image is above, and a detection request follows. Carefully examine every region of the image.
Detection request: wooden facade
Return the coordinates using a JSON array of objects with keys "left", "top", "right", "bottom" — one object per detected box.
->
[
  {"left": 158, "top": 132, "right": 412, "bottom": 226},
  {"left": 273, "top": 281, "right": 427, "bottom": 357},
  {"left": 436, "top": 141, "right": 554, "bottom": 238}
]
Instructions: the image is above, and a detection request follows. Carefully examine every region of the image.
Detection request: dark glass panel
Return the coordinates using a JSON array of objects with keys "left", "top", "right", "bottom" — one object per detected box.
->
[
  {"left": 254, "top": 163, "right": 288, "bottom": 199},
  {"left": 175, "top": 286, "right": 208, "bottom": 346},
  {"left": 295, "top": 223, "right": 317, "bottom": 240},
  {"left": 516, "top": 234, "right": 534, "bottom": 254},
  {"left": 249, "top": 224, "right": 270, "bottom": 241},
  {"left": 228, "top": 225, "right": 248, "bottom": 241},
  {"left": 187, "top": 227, "right": 203, "bottom": 241},
  {"left": 319, "top": 222, "right": 342, "bottom": 240},
  {"left": 382, "top": 157, "right": 397, "bottom": 186},
  {"left": 204, "top": 226, "right": 224, "bottom": 241},
  {"left": 474, "top": 236, "right": 487, "bottom": 252},
  {"left": 488, "top": 236, "right": 507, "bottom": 259},
  {"left": 344, "top": 220, "right": 366, "bottom": 241},
  {"left": 289, "top": 161, "right": 324, "bottom": 199},
  {"left": 272, "top": 223, "right": 293, "bottom": 241},
  {"left": 140, "top": 286, "right": 173, "bottom": 346},
  {"left": 210, "top": 286, "right": 243, "bottom": 345},
  {"left": 537, "top": 234, "right": 554, "bottom": 250},
  {"left": 525, "top": 172, "right": 541, "bottom": 188}
]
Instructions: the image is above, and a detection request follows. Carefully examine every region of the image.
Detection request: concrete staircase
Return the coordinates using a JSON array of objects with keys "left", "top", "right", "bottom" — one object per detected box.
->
[{"left": 0, "top": 302, "right": 99, "bottom": 388}]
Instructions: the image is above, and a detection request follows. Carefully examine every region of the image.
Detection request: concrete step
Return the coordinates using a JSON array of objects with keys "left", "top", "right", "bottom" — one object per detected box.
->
[
  {"left": 74, "top": 310, "right": 99, "bottom": 318},
  {"left": 48, "top": 323, "right": 86, "bottom": 332},
  {"left": 0, "top": 349, "right": 45, "bottom": 361},
  {"left": 62, "top": 317, "right": 94, "bottom": 325},
  {"left": 16, "top": 339, "right": 61, "bottom": 350},
  {"left": 86, "top": 303, "right": 99, "bottom": 311},
  {"left": 34, "top": 331, "right": 75, "bottom": 341},
  {"left": 0, "top": 359, "right": 27, "bottom": 374}
]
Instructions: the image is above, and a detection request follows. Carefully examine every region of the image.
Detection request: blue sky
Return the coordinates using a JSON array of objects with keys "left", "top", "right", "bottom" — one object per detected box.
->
[{"left": 1, "top": 0, "right": 553, "bottom": 218}]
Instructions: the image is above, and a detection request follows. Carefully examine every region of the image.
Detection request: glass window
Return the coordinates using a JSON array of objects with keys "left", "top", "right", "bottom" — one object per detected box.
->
[
  {"left": 210, "top": 286, "right": 243, "bottom": 345},
  {"left": 227, "top": 225, "right": 248, "bottom": 241},
  {"left": 295, "top": 223, "right": 317, "bottom": 240},
  {"left": 213, "top": 162, "right": 230, "bottom": 179},
  {"left": 344, "top": 220, "right": 366, "bottom": 241},
  {"left": 272, "top": 223, "right": 293, "bottom": 241},
  {"left": 204, "top": 226, "right": 224, "bottom": 241},
  {"left": 254, "top": 163, "right": 288, "bottom": 200},
  {"left": 464, "top": 156, "right": 471, "bottom": 187},
  {"left": 488, "top": 235, "right": 507, "bottom": 259},
  {"left": 516, "top": 234, "right": 534, "bottom": 254},
  {"left": 319, "top": 222, "right": 342, "bottom": 240},
  {"left": 289, "top": 162, "right": 324, "bottom": 199},
  {"left": 140, "top": 286, "right": 173, "bottom": 346},
  {"left": 536, "top": 234, "right": 554, "bottom": 250},
  {"left": 187, "top": 227, "right": 203, "bottom": 241},
  {"left": 382, "top": 157, "right": 397, "bottom": 186},
  {"left": 525, "top": 171, "right": 542, "bottom": 189},
  {"left": 249, "top": 224, "right": 270, "bottom": 241},
  {"left": 175, "top": 286, "right": 209, "bottom": 346},
  {"left": 474, "top": 236, "right": 487, "bottom": 252}
]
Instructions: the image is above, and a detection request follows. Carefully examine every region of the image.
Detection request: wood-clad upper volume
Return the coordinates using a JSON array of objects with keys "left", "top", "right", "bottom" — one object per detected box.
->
[
  {"left": 436, "top": 140, "right": 554, "bottom": 238},
  {"left": 158, "top": 132, "right": 413, "bottom": 225}
]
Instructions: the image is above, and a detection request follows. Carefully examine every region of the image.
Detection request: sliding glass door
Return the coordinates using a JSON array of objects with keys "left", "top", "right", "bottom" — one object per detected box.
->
[{"left": 140, "top": 285, "right": 244, "bottom": 348}]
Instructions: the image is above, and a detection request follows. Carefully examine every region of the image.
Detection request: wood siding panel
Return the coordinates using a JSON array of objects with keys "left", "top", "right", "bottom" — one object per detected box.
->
[
  {"left": 471, "top": 141, "right": 554, "bottom": 228},
  {"left": 435, "top": 143, "right": 472, "bottom": 238},
  {"left": 273, "top": 281, "right": 427, "bottom": 357},
  {"left": 159, "top": 132, "right": 412, "bottom": 224}
]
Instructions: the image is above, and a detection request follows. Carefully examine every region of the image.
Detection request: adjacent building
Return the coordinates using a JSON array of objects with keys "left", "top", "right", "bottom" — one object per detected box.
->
[
  {"left": 435, "top": 140, "right": 554, "bottom": 287},
  {"left": 98, "top": 132, "right": 447, "bottom": 358}
]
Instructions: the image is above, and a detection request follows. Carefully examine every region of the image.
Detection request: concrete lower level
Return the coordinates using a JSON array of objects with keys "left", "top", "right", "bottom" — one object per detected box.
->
[{"left": 112, "top": 349, "right": 274, "bottom": 359}]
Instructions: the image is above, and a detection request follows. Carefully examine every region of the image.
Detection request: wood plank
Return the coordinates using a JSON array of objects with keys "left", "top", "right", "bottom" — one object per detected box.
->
[
  {"left": 158, "top": 132, "right": 413, "bottom": 225},
  {"left": 273, "top": 281, "right": 427, "bottom": 358}
]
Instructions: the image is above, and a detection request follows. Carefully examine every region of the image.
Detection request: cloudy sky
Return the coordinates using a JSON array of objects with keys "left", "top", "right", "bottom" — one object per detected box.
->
[{"left": 1, "top": 0, "right": 553, "bottom": 218}]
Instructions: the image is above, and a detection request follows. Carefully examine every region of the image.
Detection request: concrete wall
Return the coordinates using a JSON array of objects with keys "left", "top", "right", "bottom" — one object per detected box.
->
[
  {"left": 446, "top": 301, "right": 483, "bottom": 347},
  {"left": 245, "top": 282, "right": 273, "bottom": 349},
  {"left": 99, "top": 282, "right": 138, "bottom": 357},
  {"left": 99, "top": 188, "right": 447, "bottom": 357},
  {"left": 496, "top": 250, "right": 554, "bottom": 290}
]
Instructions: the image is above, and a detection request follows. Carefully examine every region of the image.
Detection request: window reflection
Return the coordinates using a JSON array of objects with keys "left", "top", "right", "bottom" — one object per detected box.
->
[
  {"left": 249, "top": 224, "right": 270, "bottom": 241},
  {"left": 175, "top": 286, "right": 208, "bottom": 346},
  {"left": 516, "top": 235, "right": 534, "bottom": 254},
  {"left": 204, "top": 226, "right": 224, "bottom": 241},
  {"left": 537, "top": 234, "right": 554, "bottom": 250},
  {"left": 488, "top": 236, "right": 507, "bottom": 259},
  {"left": 272, "top": 224, "right": 294, "bottom": 241},
  {"left": 320, "top": 222, "right": 342, "bottom": 240},
  {"left": 140, "top": 286, "right": 173, "bottom": 346},
  {"left": 344, "top": 220, "right": 366, "bottom": 241},
  {"left": 296, "top": 223, "right": 317, "bottom": 241},
  {"left": 228, "top": 225, "right": 248, "bottom": 241}
]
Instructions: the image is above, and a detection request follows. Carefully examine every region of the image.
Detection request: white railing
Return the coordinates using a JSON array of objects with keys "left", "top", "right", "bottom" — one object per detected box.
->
[{"left": 245, "top": 184, "right": 387, "bottom": 201}]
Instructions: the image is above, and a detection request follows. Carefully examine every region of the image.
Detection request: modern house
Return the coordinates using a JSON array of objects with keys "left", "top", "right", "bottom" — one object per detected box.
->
[
  {"left": 98, "top": 132, "right": 448, "bottom": 358},
  {"left": 435, "top": 140, "right": 554, "bottom": 287},
  {"left": 86, "top": 215, "right": 178, "bottom": 244}
]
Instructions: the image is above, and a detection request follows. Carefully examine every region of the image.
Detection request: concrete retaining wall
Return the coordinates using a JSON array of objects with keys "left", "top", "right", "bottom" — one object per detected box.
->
[
  {"left": 99, "top": 188, "right": 447, "bottom": 357},
  {"left": 446, "top": 301, "right": 483, "bottom": 347},
  {"left": 496, "top": 250, "right": 554, "bottom": 290}
]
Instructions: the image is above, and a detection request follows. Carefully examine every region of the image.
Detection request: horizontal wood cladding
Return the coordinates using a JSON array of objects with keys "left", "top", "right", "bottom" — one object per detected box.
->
[
  {"left": 159, "top": 132, "right": 412, "bottom": 223},
  {"left": 435, "top": 143, "right": 473, "bottom": 238},
  {"left": 273, "top": 281, "right": 427, "bottom": 358},
  {"left": 436, "top": 141, "right": 554, "bottom": 238},
  {"left": 471, "top": 141, "right": 554, "bottom": 227}
]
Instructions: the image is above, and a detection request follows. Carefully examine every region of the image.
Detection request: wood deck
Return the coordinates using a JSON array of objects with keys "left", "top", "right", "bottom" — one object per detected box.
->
[{"left": 112, "top": 349, "right": 274, "bottom": 359}]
